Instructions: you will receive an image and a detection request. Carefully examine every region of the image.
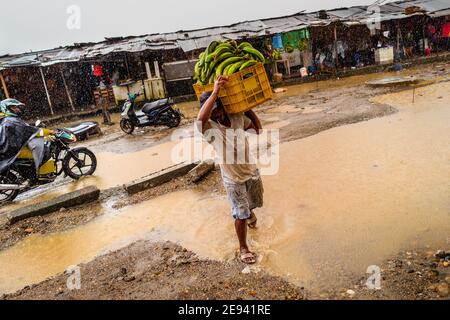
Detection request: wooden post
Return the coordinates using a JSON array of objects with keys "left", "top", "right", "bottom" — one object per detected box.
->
[
  {"left": 145, "top": 61, "right": 152, "bottom": 79},
  {"left": 422, "top": 17, "right": 426, "bottom": 55},
  {"left": 39, "top": 67, "right": 54, "bottom": 115},
  {"left": 154, "top": 60, "right": 161, "bottom": 78},
  {"left": 0, "top": 71, "right": 9, "bottom": 98},
  {"left": 333, "top": 24, "right": 338, "bottom": 71},
  {"left": 124, "top": 54, "right": 131, "bottom": 78},
  {"left": 60, "top": 66, "right": 75, "bottom": 112},
  {"left": 396, "top": 22, "right": 401, "bottom": 55}
]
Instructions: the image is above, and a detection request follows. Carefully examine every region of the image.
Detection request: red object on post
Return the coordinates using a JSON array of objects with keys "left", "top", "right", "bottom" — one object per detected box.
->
[
  {"left": 442, "top": 22, "right": 450, "bottom": 38},
  {"left": 93, "top": 65, "right": 104, "bottom": 77}
]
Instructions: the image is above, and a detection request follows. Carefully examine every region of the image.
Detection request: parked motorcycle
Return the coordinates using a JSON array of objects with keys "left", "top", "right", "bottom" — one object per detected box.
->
[
  {"left": 0, "top": 121, "right": 97, "bottom": 204},
  {"left": 120, "top": 93, "right": 182, "bottom": 134},
  {"left": 66, "top": 121, "right": 102, "bottom": 141}
]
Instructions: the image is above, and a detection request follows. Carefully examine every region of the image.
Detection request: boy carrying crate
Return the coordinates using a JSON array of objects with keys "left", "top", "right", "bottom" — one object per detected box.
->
[{"left": 196, "top": 76, "right": 264, "bottom": 265}]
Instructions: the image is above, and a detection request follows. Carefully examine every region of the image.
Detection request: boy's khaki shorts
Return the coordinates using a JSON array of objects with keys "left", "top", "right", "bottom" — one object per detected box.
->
[{"left": 222, "top": 171, "right": 264, "bottom": 220}]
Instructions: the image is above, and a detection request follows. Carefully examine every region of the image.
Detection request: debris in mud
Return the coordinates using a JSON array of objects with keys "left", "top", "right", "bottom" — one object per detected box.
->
[
  {"left": 345, "top": 289, "right": 356, "bottom": 298},
  {"left": 241, "top": 265, "right": 262, "bottom": 274},
  {"left": 436, "top": 283, "right": 449, "bottom": 297}
]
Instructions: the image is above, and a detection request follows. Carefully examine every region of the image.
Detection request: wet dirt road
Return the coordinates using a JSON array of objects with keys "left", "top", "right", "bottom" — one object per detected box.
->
[
  {"left": 0, "top": 81, "right": 448, "bottom": 295},
  {"left": 3, "top": 62, "right": 447, "bottom": 211}
]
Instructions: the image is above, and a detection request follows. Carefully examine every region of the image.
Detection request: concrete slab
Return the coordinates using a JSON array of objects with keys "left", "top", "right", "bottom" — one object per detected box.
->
[
  {"left": 366, "top": 76, "right": 418, "bottom": 87},
  {"left": 7, "top": 186, "right": 100, "bottom": 224},
  {"left": 187, "top": 160, "right": 215, "bottom": 183},
  {"left": 124, "top": 162, "right": 198, "bottom": 195}
]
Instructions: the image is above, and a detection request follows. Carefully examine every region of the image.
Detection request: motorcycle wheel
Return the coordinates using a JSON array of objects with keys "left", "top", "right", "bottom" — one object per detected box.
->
[
  {"left": 0, "top": 171, "right": 20, "bottom": 203},
  {"left": 167, "top": 112, "right": 181, "bottom": 128},
  {"left": 120, "top": 119, "right": 135, "bottom": 134},
  {"left": 63, "top": 147, "right": 97, "bottom": 180}
]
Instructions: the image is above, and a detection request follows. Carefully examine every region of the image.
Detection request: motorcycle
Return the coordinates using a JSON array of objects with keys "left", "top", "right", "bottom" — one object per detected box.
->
[
  {"left": 0, "top": 121, "right": 97, "bottom": 204},
  {"left": 119, "top": 93, "right": 182, "bottom": 134}
]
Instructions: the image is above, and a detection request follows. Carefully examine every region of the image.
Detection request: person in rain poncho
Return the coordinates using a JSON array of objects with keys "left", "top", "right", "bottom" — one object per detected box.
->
[{"left": 0, "top": 99, "right": 54, "bottom": 182}]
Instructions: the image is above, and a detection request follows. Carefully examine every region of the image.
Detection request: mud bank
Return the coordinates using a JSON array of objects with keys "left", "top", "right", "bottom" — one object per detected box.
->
[
  {"left": 316, "top": 247, "right": 450, "bottom": 300},
  {"left": 2, "top": 241, "right": 306, "bottom": 300},
  {"left": 3, "top": 242, "right": 449, "bottom": 300}
]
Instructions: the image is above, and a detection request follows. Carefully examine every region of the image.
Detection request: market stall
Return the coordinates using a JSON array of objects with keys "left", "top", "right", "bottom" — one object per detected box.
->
[{"left": 271, "top": 29, "right": 313, "bottom": 79}]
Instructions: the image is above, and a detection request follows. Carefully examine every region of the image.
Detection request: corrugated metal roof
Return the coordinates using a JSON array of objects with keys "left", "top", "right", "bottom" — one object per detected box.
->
[
  {"left": 1, "top": 0, "right": 448, "bottom": 69},
  {"left": 1, "top": 53, "right": 42, "bottom": 68}
]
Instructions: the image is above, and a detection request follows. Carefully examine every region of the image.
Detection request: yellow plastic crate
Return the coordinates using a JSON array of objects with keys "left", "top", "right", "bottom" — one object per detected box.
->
[{"left": 193, "top": 63, "right": 273, "bottom": 114}]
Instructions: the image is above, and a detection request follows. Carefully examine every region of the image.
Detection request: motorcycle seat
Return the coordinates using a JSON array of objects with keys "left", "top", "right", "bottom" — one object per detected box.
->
[{"left": 142, "top": 98, "right": 170, "bottom": 113}]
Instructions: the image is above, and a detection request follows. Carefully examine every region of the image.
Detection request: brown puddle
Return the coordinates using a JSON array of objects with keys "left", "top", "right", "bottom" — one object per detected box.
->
[
  {"left": 270, "top": 65, "right": 442, "bottom": 99},
  {"left": 175, "top": 101, "right": 200, "bottom": 119},
  {"left": 0, "top": 82, "right": 449, "bottom": 294},
  {"left": 2, "top": 138, "right": 197, "bottom": 212}
]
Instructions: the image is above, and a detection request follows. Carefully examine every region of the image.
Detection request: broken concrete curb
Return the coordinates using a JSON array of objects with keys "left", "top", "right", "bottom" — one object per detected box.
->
[
  {"left": 124, "top": 162, "right": 198, "bottom": 195},
  {"left": 7, "top": 186, "right": 100, "bottom": 224},
  {"left": 187, "top": 159, "right": 215, "bottom": 183}
]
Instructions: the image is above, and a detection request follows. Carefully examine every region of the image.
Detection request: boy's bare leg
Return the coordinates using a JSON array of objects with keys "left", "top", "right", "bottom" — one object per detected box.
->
[{"left": 235, "top": 218, "right": 256, "bottom": 264}]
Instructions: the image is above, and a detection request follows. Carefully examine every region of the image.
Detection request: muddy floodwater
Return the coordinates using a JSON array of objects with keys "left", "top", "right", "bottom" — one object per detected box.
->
[
  {"left": 0, "top": 82, "right": 449, "bottom": 295},
  {"left": 2, "top": 137, "right": 197, "bottom": 212}
]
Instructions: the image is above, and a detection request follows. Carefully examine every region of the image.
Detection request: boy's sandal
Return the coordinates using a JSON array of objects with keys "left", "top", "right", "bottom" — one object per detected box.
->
[{"left": 240, "top": 251, "right": 256, "bottom": 264}]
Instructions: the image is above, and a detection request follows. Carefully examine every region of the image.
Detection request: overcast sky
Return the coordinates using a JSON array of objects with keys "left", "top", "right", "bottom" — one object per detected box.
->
[{"left": 0, "top": 0, "right": 388, "bottom": 55}]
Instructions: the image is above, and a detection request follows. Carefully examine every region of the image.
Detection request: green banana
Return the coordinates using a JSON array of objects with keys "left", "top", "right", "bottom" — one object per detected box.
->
[
  {"left": 214, "top": 51, "right": 234, "bottom": 63},
  {"left": 238, "top": 42, "right": 253, "bottom": 50},
  {"left": 203, "top": 64, "right": 214, "bottom": 80},
  {"left": 194, "top": 60, "right": 201, "bottom": 76},
  {"left": 198, "top": 52, "right": 206, "bottom": 67},
  {"left": 242, "top": 47, "right": 265, "bottom": 62},
  {"left": 205, "top": 52, "right": 234, "bottom": 78},
  {"left": 239, "top": 60, "right": 258, "bottom": 71},
  {"left": 215, "top": 57, "right": 242, "bottom": 76},
  {"left": 208, "top": 73, "right": 216, "bottom": 84},
  {"left": 214, "top": 43, "right": 235, "bottom": 53},
  {"left": 223, "top": 64, "right": 234, "bottom": 76},
  {"left": 206, "top": 46, "right": 233, "bottom": 62},
  {"left": 205, "top": 41, "right": 220, "bottom": 57},
  {"left": 195, "top": 40, "right": 265, "bottom": 85},
  {"left": 200, "top": 64, "right": 209, "bottom": 83},
  {"left": 227, "top": 60, "right": 246, "bottom": 75},
  {"left": 202, "top": 52, "right": 232, "bottom": 81}
]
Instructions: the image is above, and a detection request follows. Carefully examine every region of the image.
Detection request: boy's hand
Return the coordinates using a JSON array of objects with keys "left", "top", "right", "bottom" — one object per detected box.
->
[{"left": 213, "top": 76, "right": 228, "bottom": 94}]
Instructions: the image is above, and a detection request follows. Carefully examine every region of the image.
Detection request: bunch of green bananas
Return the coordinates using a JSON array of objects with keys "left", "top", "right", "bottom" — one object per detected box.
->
[
  {"left": 194, "top": 40, "right": 265, "bottom": 85},
  {"left": 285, "top": 42, "right": 294, "bottom": 53},
  {"left": 272, "top": 49, "right": 282, "bottom": 61}
]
